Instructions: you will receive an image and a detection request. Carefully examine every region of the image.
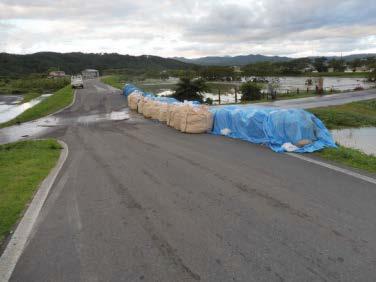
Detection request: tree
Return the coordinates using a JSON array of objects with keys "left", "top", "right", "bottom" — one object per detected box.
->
[
  {"left": 240, "top": 81, "right": 262, "bottom": 101},
  {"left": 313, "top": 57, "right": 328, "bottom": 72},
  {"left": 172, "top": 78, "right": 209, "bottom": 102},
  {"left": 328, "top": 58, "right": 346, "bottom": 72}
]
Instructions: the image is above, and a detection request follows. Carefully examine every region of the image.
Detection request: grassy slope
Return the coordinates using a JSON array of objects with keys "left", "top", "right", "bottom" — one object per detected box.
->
[
  {"left": 101, "top": 76, "right": 123, "bottom": 89},
  {"left": 309, "top": 99, "right": 376, "bottom": 129},
  {"left": 0, "top": 139, "right": 62, "bottom": 245},
  {"left": 316, "top": 147, "right": 376, "bottom": 173},
  {"left": 0, "top": 85, "right": 73, "bottom": 128},
  {"left": 309, "top": 99, "right": 376, "bottom": 173}
]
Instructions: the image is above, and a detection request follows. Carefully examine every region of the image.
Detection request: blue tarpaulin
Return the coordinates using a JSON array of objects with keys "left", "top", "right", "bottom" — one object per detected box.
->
[
  {"left": 209, "top": 105, "right": 336, "bottom": 153},
  {"left": 123, "top": 84, "right": 143, "bottom": 97},
  {"left": 123, "top": 84, "right": 198, "bottom": 105}
]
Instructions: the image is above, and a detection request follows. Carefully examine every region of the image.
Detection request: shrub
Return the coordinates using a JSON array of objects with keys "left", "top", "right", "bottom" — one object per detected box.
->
[{"left": 240, "top": 81, "right": 262, "bottom": 101}]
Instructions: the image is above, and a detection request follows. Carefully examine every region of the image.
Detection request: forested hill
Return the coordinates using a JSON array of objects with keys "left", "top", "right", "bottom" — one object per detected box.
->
[{"left": 0, "top": 52, "right": 195, "bottom": 76}]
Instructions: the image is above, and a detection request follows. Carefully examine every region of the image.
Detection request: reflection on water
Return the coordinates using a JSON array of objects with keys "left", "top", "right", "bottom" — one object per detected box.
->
[
  {"left": 331, "top": 127, "right": 376, "bottom": 155},
  {"left": 0, "top": 94, "right": 52, "bottom": 123},
  {"left": 0, "top": 109, "right": 131, "bottom": 144}
]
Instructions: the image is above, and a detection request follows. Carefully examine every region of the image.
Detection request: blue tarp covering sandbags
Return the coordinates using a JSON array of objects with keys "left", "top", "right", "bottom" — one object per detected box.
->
[
  {"left": 123, "top": 83, "right": 336, "bottom": 153},
  {"left": 209, "top": 105, "right": 336, "bottom": 153}
]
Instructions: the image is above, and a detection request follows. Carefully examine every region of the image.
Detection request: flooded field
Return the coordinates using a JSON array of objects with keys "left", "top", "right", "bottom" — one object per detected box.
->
[
  {"left": 331, "top": 127, "right": 376, "bottom": 155},
  {"left": 0, "top": 94, "right": 52, "bottom": 123},
  {"left": 134, "top": 76, "right": 375, "bottom": 104}
]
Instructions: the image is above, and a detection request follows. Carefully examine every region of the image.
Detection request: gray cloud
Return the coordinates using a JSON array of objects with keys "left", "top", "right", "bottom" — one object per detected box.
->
[{"left": 0, "top": 0, "right": 375, "bottom": 57}]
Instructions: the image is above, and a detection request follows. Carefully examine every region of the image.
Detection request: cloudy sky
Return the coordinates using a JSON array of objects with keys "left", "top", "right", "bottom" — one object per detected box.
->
[{"left": 0, "top": 0, "right": 375, "bottom": 58}]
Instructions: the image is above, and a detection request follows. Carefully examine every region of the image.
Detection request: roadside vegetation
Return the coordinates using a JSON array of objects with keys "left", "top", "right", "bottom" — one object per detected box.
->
[
  {"left": 316, "top": 147, "right": 376, "bottom": 173},
  {"left": 0, "top": 139, "right": 62, "bottom": 246},
  {"left": 0, "top": 85, "right": 73, "bottom": 128},
  {"left": 309, "top": 99, "right": 376, "bottom": 129},
  {"left": 101, "top": 75, "right": 124, "bottom": 89},
  {"left": 0, "top": 76, "right": 69, "bottom": 95},
  {"left": 308, "top": 99, "right": 376, "bottom": 173}
]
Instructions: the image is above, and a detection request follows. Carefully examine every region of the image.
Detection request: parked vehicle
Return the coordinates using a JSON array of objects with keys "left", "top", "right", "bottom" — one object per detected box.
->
[{"left": 71, "top": 75, "right": 84, "bottom": 89}]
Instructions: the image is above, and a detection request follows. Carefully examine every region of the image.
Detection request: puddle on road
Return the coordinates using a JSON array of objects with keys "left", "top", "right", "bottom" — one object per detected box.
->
[
  {"left": 331, "top": 127, "right": 376, "bottom": 155},
  {"left": 0, "top": 109, "right": 131, "bottom": 144},
  {"left": 0, "top": 94, "right": 52, "bottom": 123}
]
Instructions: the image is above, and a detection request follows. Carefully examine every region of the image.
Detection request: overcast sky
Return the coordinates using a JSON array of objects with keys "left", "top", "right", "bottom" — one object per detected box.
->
[{"left": 0, "top": 0, "right": 375, "bottom": 58}]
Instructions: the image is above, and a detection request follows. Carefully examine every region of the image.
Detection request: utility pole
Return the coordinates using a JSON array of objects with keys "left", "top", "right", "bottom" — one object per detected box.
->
[{"left": 218, "top": 89, "right": 221, "bottom": 105}]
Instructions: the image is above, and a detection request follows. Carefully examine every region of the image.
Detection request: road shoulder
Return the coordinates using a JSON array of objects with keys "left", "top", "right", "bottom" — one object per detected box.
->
[{"left": 0, "top": 140, "right": 69, "bottom": 281}]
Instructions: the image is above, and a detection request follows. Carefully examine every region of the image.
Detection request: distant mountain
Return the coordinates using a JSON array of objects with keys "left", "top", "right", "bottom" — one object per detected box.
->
[
  {"left": 0, "top": 52, "right": 194, "bottom": 76},
  {"left": 174, "top": 53, "right": 376, "bottom": 66},
  {"left": 328, "top": 53, "right": 376, "bottom": 62},
  {"left": 173, "top": 54, "right": 291, "bottom": 66}
]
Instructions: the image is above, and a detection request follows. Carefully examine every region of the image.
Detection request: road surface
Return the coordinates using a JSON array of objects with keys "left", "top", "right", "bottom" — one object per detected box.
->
[{"left": 6, "top": 80, "right": 376, "bottom": 281}]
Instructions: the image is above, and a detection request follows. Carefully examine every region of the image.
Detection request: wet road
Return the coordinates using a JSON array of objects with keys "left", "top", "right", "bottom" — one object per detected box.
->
[{"left": 8, "top": 80, "right": 376, "bottom": 281}]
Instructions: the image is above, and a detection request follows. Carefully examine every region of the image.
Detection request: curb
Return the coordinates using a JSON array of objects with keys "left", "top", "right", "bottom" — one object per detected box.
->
[
  {"left": 0, "top": 140, "right": 69, "bottom": 281},
  {"left": 46, "top": 89, "right": 77, "bottom": 117}
]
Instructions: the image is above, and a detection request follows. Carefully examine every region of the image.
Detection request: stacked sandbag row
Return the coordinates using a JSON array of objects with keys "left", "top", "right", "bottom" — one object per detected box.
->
[{"left": 124, "top": 83, "right": 213, "bottom": 134}]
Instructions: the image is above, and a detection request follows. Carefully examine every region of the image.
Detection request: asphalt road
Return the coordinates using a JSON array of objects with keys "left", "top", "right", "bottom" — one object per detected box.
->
[{"left": 9, "top": 80, "right": 376, "bottom": 281}]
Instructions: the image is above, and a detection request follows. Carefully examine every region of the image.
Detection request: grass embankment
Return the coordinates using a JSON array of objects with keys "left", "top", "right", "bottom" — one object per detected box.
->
[
  {"left": 316, "top": 147, "right": 376, "bottom": 173},
  {"left": 309, "top": 99, "right": 376, "bottom": 129},
  {"left": 0, "top": 85, "right": 73, "bottom": 128},
  {"left": 0, "top": 139, "right": 62, "bottom": 246},
  {"left": 101, "top": 75, "right": 124, "bottom": 89},
  {"left": 0, "top": 76, "right": 70, "bottom": 95},
  {"left": 309, "top": 99, "right": 376, "bottom": 173}
]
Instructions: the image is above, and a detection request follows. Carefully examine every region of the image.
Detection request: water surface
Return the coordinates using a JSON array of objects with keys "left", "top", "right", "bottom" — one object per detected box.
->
[{"left": 331, "top": 127, "right": 376, "bottom": 155}]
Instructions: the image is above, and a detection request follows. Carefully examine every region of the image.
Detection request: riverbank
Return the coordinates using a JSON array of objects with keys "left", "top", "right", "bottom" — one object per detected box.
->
[
  {"left": 309, "top": 99, "right": 376, "bottom": 173},
  {"left": 309, "top": 99, "right": 376, "bottom": 129},
  {"left": 0, "top": 139, "right": 62, "bottom": 247},
  {"left": 0, "top": 85, "right": 73, "bottom": 128}
]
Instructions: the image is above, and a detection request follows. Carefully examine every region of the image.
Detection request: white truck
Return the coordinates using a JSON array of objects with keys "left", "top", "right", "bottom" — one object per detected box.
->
[{"left": 71, "top": 75, "right": 84, "bottom": 89}]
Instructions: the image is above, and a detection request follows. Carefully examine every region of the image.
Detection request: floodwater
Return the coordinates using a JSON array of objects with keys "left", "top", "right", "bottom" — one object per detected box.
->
[
  {"left": 264, "top": 76, "right": 373, "bottom": 92},
  {"left": 0, "top": 109, "right": 130, "bottom": 144},
  {"left": 138, "top": 76, "right": 375, "bottom": 104},
  {"left": 331, "top": 127, "right": 376, "bottom": 155},
  {"left": 0, "top": 94, "right": 52, "bottom": 123}
]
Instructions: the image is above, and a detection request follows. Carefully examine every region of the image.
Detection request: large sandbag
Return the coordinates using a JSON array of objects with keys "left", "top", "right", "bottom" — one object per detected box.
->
[
  {"left": 150, "top": 101, "right": 161, "bottom": 120},
  {"left": 143, "top": 100, "right": 155, "bottom": 118},
  {"left": 173, "top": 105, "right": 190, "bottom": 131},
  {"left": 167, "top": 104, "right": 178, "bottom": 127},
  {"left": 158, "top": 103, "right": 169, "bottom": 122},
  {"left": 137, "top": 96, "right": 146, "bottom": 114},
  {"left": 180, "top": 106, "right": 214, "bottom": 133},
  {"left": 127, "top": 92, "right": 141, "bottom": 111}
]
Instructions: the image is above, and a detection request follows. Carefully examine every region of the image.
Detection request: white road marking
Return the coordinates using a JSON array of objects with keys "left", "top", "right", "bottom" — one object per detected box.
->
[
  {"left": 287, "top": 153, "right": 376, "bottom": 185},
  {"left": 0, "top": 140, "right": 69, "bottom": 281}
]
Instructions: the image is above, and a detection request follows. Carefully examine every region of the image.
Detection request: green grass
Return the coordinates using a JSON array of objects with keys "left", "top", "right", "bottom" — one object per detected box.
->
[
  {"left": 309, "top": 99, "right": 376, "bottom": 129},
  {"left": 0, "top": 77, "right": 70, "bottom": 95},
  {"left": 101, "top": 75, "right": 124, "bottom": 89},
  {"left": 316, "top": 146, "right": 376, "bottom": 173},
  {"left": 0, "top": 139, "right": 62, "bottom": 245},
  {"left": 0, "top": 85, "right": 73, "bottom": 128},
  {"left": 22, "top": 92, "right": 42, "bottom": 103}
]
